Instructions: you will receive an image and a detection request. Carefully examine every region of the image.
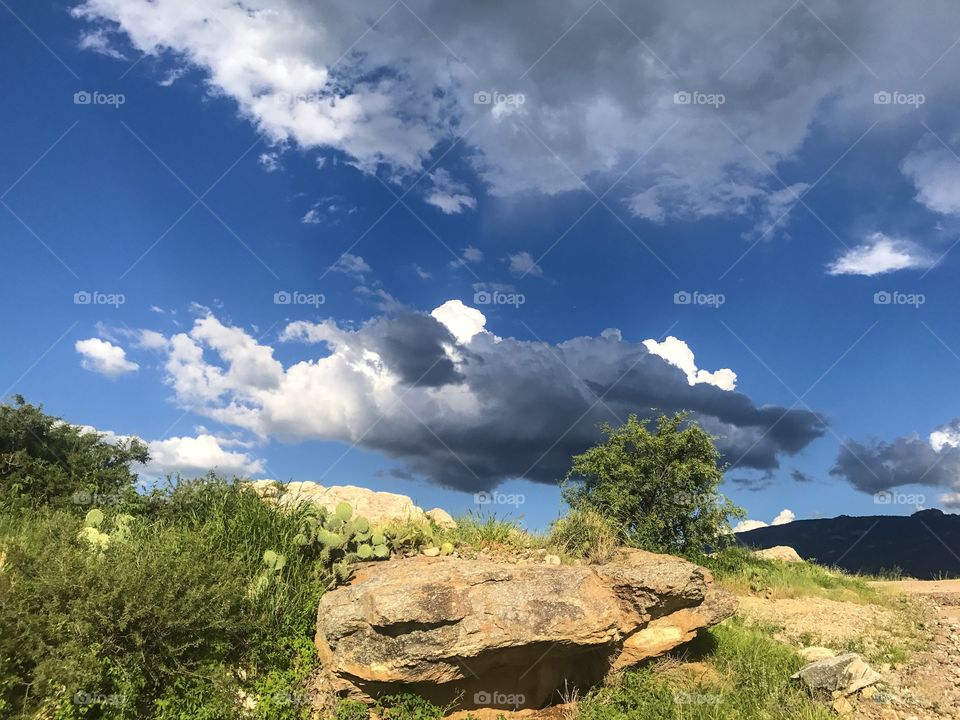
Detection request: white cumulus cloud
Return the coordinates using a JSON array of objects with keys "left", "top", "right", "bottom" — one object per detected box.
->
[
  {"left": 826, "top": 233, "right": 935, "bottom": 276},
  {"left": 642, "top": 336, "right": 736, "bottom": 391},
  {"left": 733, "top": 508, "right": 795, "bottom": 532},
  {"left": 75, "top": 338, "right": 139, "bottom": 378}
]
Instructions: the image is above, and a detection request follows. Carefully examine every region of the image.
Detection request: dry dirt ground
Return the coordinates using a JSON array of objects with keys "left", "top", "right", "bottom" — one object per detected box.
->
[{"left": 738, "top": 580, "right": 960, "bottom": 720}]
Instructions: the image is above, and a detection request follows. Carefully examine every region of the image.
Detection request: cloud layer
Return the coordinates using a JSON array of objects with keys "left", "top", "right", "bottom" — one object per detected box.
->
[{"left": 71, "top": 0, "right": 960, "bottom": 231}]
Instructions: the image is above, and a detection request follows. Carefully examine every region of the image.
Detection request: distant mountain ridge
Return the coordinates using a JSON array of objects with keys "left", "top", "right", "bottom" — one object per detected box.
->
[{"left": 735, "top": 509, "right": 960, "bottom": 579}]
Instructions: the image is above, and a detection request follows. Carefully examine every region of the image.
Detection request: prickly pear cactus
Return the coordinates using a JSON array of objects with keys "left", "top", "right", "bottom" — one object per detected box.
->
[{"left": 84, "top": 508, "right": 105, "bottom": 528}]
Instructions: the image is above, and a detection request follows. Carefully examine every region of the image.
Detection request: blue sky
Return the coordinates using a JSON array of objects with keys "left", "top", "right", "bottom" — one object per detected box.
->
[{"left": 4, "top": 0, "right": 960, "bottom": 530}]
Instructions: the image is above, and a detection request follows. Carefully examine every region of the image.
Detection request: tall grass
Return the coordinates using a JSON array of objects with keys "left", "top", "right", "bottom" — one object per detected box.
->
[
  {"left": 704, "top": 546, "right": 886, "bottom": 604},
  {"left": 0, "top": 477, "right": 326, "bottom": 719},
  {"left": 576, "top": 618, "right": 834, "bottom": 720}
]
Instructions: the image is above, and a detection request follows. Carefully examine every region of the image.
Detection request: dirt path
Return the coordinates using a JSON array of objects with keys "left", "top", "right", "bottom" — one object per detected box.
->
[{"left": 854, "top": 581, "right": 960, "bottom": 719}]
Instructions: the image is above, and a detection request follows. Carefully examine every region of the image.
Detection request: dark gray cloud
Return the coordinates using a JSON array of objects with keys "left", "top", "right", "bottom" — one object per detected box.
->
[
  {"left": 830, "top": 430, "right": 960, "bottom": 495},
  {"left": 365, "top": 313, "right": 464, "bottom": 387},
  {"left": 791, "top": 469, "right": 816, "bottom": 484}
]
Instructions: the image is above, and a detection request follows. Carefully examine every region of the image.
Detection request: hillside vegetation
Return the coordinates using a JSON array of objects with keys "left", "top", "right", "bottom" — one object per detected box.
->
[{"left": 0, "top": 399, "right": 924, "bottom": 719}]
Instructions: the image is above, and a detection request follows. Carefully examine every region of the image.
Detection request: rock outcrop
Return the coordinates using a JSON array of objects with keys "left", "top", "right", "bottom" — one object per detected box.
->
[
  {"left": 752, "top": 545, "right": 804, "bottom": 563},
  {"left": 247, "top": 480, "right": 454, "bottom": 527},
  {"left": 315, "top": 549, "right": 734, "bottom": 710},
  {"left": 792, "top": 653, "right": 880, "bottom": 696}
]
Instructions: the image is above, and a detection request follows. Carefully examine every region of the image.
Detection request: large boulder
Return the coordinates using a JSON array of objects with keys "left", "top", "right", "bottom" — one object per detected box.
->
[
  {"left": 316, "top": 549, "right": 734, "bottom": 711},
  {"left": 247, "top": 480, "right": 450, "bottom": 527}
]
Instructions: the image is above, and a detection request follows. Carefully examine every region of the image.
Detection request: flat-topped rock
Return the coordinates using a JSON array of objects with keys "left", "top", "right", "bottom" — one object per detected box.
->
[
  {"left": 247, "top": 480, "right": 451, "bottom": 527},
  {"left": 316, "top": 549, "right": 734, "bottom": 711}
]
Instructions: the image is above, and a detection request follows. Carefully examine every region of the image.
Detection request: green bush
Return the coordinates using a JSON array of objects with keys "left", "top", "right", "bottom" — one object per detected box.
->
[
  {"left": 0, "top": 508, "right": 249, "bottom": 717},
  {"left": 0, "top": 396, "right": 148, "bottom": 508},
  {"left": 0, "top": 478, "right": 331, "bottom": 719},
  {"left": 562, "top": 413, "right": 744, "bottom": 556}
]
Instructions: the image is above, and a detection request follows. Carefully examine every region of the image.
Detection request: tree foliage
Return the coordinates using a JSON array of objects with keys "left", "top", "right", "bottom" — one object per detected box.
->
[
  {"left": 0, "top": 395, "right": 149, "bottom": 507},
  {"left": 562, "top": 412, "right": 745, "bottom": 556}
]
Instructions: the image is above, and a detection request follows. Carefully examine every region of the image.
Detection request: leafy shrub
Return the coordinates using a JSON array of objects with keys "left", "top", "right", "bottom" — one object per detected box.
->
[
  {"left": 548, "top": 508, "right": 619, "bottom": 563},
  {"left": 0, "top": 396, "right": 148, "bottom": 508},
  {"left": 562, "top": 413, "right": 744, "bottom": 556},
  {"left": 0, "top": 509, "right": 249, "bottom": 717}
]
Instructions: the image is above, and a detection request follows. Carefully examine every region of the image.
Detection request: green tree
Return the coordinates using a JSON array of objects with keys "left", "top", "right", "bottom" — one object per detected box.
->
[
  {"left": 562, "top": 412, "right": 744, "bottom": 556},
  {"left": 0, "top": 395, "right": 149, "bottom": 507}
]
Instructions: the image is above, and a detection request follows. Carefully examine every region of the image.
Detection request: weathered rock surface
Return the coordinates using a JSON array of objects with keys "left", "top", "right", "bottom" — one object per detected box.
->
[
  {"left": 247, "top": 480, "right": 455, "bottom": 527},
  {"left": 752, "top": 545, "right": 804, "bottom": 563},
  {"left": 316, "top": 549, "right": 735, "bottom": 710},
  {"left": 425, "top": 507, "right": 457, "bottom": 529},
  {"left": 792, "top": 653, "right": 880, "bottom": 696}
]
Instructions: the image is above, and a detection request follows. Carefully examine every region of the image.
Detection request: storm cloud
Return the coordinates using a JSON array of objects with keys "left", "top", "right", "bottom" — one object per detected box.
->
[
  {"left": 141, "top": 301, "right": 825, "bottom": 491},
  {"left": 831, "top": 420, "right": 960, "bottom": 497}
]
